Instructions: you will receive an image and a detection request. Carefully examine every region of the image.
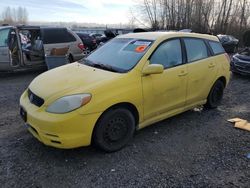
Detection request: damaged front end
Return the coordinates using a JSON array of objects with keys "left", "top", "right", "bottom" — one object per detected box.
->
[{"left": 231, "top": 31, "right": 250, "bottom": 76}]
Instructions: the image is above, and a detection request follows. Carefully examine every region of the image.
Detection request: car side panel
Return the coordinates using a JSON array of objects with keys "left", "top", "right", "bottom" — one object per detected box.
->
[
  {"left": 76, "top": 71, "right": 144, "bottom": 123},
  {"left": 142, "top": 64, "right": 188, "bottom": 122},
  {"left": 185, "top": 57, "right": 219, "bottom": 107}
]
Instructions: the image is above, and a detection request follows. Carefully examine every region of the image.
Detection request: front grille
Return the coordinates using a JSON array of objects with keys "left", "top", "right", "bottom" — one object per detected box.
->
[
  {"left": 27, "top": 89, "right": 44, "bottom": 107},
  {"left": 235, "top": 61, "right": 248, "bottom": 67}
]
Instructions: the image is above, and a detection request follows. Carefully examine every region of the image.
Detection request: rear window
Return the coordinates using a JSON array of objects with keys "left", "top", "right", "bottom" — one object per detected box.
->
[
  {"left": 42, "top": 28, "right": 76, "bottom": 44},
  {"left": 184, "top": 38, "right": 208, "bottom": 62},
  {"left": 209, "top": 41, "right": 225, "bottom": 55},
  {"left": 78, "top": 34, "right": 92, "bottom": 39}
]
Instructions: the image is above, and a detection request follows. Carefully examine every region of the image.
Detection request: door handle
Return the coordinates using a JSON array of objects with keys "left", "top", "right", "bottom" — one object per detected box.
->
[
  {"left": 208, "top": 63, "right": 215, "bottom": 68},
  {"left": 178, "top": 71, "right": 188, "bottom": 76}
]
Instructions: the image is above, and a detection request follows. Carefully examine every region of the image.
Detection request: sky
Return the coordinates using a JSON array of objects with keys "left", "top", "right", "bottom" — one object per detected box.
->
[{"left": 0, "top": 0, "right": 137, "bottom": 24}]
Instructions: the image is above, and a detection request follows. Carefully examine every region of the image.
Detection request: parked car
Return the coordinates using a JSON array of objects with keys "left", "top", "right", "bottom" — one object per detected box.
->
[
  {"left": 89, "top": 33, "right": 106, "bottom": 44},
  {"left": 76, "top": 32, "right": 97, "bottom": 54},
  {"left": 217, "top": 34, "right": 239, "bottom": 53},
  {"left": 20, "top": 32, "right": 230, "bottom": 152},
  {"left": 0, "top": 26, "right": 84, "bottom": 72},
  {"left": 230, "top": 31, "right": 250, "bottom": 75},
  {"left": 231, "top": 48, "right": 250, "bottom": 75}
]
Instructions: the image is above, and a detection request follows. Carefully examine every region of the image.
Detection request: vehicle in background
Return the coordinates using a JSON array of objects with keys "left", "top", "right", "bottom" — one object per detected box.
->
[
  {"left": 230, "top": 30, "right": 250, "bottom": 75},
  {"left": 89, "top": 33, "right": 107, "bottom": 44},
  {"left": 97, "top": 30, "right": 117, "bottom": 47},
  {"left": 231, "top": 49, "right": 250, "bottom": 75},
  {"left": 0, "top": 26, "right": 84, "bottom": 72},
  {"left": 76, "top": 32, "right": 97, "bottom": 54},
  {"left": 20, "top": 32, "right": 230, "bottom": 152},
  {"left": 217, "top": 34, "right": 239, "bottom": 53}
]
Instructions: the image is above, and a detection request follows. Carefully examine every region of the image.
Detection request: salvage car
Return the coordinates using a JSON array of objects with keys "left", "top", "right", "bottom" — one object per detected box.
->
[
  {"left": 89, "top": 33, "right": 106, "bottom": 44},
  {"left": 230, "top": 30, "right": 250, "bottom": 75},
  {"left": 20, "top": 32, "right": 230, "bottom": 152},
  {"left": 0, "top": 26, "right": 84, "bottom": 72},
  {"left": 231, "top": 49, "right": 250, "bottom": 75},
  {"left": 76, "top": 32, "right": 97, "bottom": 54},
  {"left": 217, "top": 34, "right": 239, "bottom": 53}
]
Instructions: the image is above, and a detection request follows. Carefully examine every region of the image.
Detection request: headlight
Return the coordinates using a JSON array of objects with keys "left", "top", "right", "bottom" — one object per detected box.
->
[{"left": 46, "top": 94, "right": 91, "bottom": 114}]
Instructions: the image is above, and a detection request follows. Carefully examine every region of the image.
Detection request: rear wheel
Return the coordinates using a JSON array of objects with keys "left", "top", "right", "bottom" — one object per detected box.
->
[
  {"left": 83, "top": 47, "right": 91, "bottom": 56},
  {"left": 93, "top": 108, "right": 135, "bottom": 152},
  {"left": 205, "top": 80, "right": 225, "bottom": 109}
]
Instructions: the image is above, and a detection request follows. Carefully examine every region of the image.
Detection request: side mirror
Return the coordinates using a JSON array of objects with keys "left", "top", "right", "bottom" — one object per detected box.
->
[{"left": 142, "top": 64, "right": 164, "bottom": 75}]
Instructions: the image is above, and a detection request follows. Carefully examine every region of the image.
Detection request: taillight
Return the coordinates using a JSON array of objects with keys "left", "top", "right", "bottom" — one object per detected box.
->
[
  {"left": 78, "top": 43, "right": 85, "bottom": 51},
  {"left": 93, "top": 39, "right": 96, "bottom": 44}
]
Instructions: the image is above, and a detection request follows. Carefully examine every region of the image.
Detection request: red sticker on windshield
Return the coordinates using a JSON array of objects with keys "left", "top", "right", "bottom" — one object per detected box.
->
[{"left": 135, "top": 45, "right": 147, "bottom": 53}]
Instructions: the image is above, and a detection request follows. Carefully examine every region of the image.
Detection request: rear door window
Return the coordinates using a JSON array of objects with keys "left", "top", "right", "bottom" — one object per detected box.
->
[
  {"left": 42, "top": 28, "right": 76, "bottom": 44},
  {"left": 184, "top": 38, "right": 208, "bottom": 63},
  {"left": 150, "top": 39, "right": 183, "bottom": 69},
  {"left": 209, "top": 41, "right": 225, "bottom": 55},
  {"left": 0, "top": 29, "right": 10, "bottom": 47}
]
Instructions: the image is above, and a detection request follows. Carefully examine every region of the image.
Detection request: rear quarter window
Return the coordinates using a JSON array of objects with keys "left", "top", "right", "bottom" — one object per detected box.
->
[
  {"left": 42, "top": 28, "right": 76, "bottom": 44},
  {"left": 209, "top": 41, "right": 225, "bottom": 55}
]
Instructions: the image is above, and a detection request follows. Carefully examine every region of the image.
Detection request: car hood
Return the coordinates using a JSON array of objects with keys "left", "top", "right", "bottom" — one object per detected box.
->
[{"left": 29, "top": 62, "right": 120, "bottom": 101}]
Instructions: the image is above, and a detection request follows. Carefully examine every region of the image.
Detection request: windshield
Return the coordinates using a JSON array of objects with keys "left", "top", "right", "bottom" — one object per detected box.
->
[{"left": 81, "top": 38, "right": 153, "bottom": 73}]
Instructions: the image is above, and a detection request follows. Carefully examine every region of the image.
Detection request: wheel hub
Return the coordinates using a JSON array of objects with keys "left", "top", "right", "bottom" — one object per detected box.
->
[{"left": 105, "top": 118, "right": 127, "bottom": 142}]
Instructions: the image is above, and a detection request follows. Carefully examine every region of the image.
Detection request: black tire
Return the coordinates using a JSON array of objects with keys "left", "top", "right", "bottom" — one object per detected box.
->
[
  {"left": 68, "top": 55, "right": 74, "bottom": 63},
  {"left": 205, "top": 80, "right": 225, "bottom": 109},
  {"left": 93, "top": 108, "right": 135, "bottom": 152}
]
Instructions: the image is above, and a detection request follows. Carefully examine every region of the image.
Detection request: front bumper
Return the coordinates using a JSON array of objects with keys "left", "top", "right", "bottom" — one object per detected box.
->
[
  {"left": 231, "top": 61, "right": 250, "bottom": 76},
  {"left": 20, "top": 91, "right": 102, "bottom": 149}
]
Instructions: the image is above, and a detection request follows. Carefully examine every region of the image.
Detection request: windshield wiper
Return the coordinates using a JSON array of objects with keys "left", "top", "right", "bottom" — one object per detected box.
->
[
  {"left": 93, "top": 63, "right": 119, "bottom": 72},
  {"left": 82, "top": 59, "right": 120, "bottom": 72}
]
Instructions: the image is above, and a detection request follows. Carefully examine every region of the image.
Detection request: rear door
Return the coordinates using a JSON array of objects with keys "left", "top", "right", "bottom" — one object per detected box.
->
[
  {"left": 0, "top": 28, "right": 11, "bottom": 69},
  {"left": 183, "top": 38, "right": 218, "bottom": 107}
]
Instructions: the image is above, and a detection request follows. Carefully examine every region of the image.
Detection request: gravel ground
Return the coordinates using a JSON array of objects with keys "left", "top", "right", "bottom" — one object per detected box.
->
[{"left": 0, "top": 71, "right": 249, "bottom": 188}]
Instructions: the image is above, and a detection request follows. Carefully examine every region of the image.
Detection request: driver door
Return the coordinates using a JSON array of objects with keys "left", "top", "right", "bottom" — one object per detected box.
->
[{"left": 142, "top": 39, "right": 188, "bottom": 121}]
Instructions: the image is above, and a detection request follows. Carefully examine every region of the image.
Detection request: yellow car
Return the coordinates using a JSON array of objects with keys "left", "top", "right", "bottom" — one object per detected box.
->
[{"left": 20, "top": 32, "right": 230, "bottom": 152}]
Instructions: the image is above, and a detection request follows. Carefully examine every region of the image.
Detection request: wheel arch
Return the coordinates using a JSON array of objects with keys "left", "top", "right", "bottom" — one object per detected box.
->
[
  {"left": 217, "top": 76, "right": 226, "bottom": 88},
  {"left": 68, "top": 53, "right": 74, "bottom": 63},
  {"left": 97, "top": 102, "right": 139, "bottom": 127},
  {"left": 91, "top": 102, "right": 140, "bottom": 143}
]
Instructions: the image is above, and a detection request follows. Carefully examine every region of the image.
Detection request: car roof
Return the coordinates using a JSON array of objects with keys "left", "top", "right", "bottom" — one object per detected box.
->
[
  {"left": 0, "top": 25, "right": 68, "bottom": 30},
  {"left": 18, "top": 26, "right": 67, "bottom": 30},
  {"left": 118, "top": 32, "right": 219, "bottom": 42},
  {"left": 0, "top": 26, "right": 13, "bottom": 30}
]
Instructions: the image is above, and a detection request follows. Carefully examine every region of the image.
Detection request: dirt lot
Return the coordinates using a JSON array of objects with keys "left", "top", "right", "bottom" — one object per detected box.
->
[{"left": 0, "top": 71, "right": 249, "bottom": 188}]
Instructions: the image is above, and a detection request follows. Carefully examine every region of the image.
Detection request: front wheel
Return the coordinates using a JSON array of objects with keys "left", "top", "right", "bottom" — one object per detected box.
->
[
  {"left": 93, "top": 108, "right": 135, "bottom": 152},
  {"left": 205, "top": 80, "right": 225, "bottom": 109}
]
